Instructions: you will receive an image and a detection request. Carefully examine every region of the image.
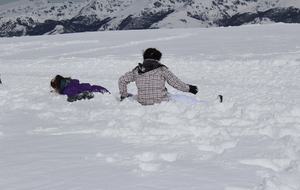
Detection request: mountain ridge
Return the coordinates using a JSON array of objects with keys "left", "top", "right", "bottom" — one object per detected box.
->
[{"left": 1, "top": 0, "right": 300, "bottom": 37}]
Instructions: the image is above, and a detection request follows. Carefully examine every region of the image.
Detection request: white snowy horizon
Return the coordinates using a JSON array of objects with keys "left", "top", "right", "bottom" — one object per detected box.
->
[{"left": 1, "top": 23, "right": 300, "bottom": 190}]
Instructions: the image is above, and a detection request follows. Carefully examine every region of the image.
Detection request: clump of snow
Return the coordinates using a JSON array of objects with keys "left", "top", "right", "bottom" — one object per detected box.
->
[{"left": 1, "top": 23, "right": 300, "bottom": 190}]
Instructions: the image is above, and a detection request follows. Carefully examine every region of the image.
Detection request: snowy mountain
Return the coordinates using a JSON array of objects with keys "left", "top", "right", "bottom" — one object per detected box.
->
[{"left": 0, "top": 0, "right": 300, "bottom": 37}]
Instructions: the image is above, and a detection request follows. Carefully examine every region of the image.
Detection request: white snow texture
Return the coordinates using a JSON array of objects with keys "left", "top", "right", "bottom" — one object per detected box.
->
[{"left": 1, "top": 23, "right": 300, "bottom": 190}]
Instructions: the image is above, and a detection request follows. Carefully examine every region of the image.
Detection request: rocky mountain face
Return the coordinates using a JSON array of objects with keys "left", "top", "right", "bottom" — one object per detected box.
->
[{"left": 0, "top": 0, "right": 299, "bottom": 37}]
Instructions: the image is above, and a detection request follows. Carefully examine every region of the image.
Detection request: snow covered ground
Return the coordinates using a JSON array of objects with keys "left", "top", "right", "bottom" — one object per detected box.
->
[{"left": 1, "top": 23, "right": 300, "bottom": 190}]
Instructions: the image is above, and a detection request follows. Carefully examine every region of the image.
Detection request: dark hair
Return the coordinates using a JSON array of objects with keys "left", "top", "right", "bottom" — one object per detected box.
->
[
  {"left": 143, "top": 48, "right": 162, "bottom": 61},
  {"left": 50, "top": 75, "right": 70, "bottom": 90}
]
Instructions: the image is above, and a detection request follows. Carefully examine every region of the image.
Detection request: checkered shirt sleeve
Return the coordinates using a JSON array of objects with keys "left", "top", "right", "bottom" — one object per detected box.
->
[
  {"left": 162, "top": 67, "right": 190, "bottom": 92},
  {"left": 118, "top": 69, "right": 135, "bottom": 98}
]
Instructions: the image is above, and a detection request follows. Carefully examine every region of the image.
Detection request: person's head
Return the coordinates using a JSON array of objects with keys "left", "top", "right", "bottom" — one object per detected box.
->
[
  {"left": 50, "top": 75, "right": 68, "bottom": 92},
  {"left": 143, "top": 48, "right": 162, "bottom": 61}
]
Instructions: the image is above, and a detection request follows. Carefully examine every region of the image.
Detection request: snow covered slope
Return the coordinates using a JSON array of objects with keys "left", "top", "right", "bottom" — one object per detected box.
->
[
  {"left": 0, "top": 0, "right": 300, "bottom": 37},
  {"left": 1, "top": 23, "right": 300, "bottom": 190}
]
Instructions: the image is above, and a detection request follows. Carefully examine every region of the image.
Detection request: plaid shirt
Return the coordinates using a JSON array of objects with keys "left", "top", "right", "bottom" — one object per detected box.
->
[{"left": 119, "top": 65, "right": 190, "bottom": 105}]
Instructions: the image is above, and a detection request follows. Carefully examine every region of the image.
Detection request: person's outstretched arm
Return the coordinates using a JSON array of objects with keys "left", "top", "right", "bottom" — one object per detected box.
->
[
  {"left": 163, "top": 67, "right": 198, "bottom": 94},
  {"left": 118, "top": 71, "right": 135, "bottom": 101}
]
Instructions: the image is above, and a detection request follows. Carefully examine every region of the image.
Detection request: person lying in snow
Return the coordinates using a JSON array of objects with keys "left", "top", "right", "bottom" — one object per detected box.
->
[
  {"left": 118, "top": 48, "right": 199, "bottom": 106},
  {"left": 50, "top": 75, "right": 110, "bottom": 102}
]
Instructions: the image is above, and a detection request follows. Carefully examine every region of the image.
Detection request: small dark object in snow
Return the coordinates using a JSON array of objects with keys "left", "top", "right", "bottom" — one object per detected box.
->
[{"left": 218, "top": 95, "right": 223, "bottom": 103}]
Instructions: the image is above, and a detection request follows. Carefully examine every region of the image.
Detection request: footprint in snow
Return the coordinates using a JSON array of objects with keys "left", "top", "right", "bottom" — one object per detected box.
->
[
  {"left": 134, "top": 152, "right": 178, "bottom": 172},
  {"left": 197, "top": 140, "right": 238, "bottom": 154}
]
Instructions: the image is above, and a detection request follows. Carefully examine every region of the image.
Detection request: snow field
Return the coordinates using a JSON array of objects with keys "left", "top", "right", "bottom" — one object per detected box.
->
[{"left": 1, "top": 23, "right": 300, "bottom": 190}]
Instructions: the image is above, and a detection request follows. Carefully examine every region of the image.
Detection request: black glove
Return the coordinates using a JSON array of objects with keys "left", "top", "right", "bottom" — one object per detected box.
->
[
  {"left": 120, "top": 93, "right": 133, "bottom": 101},
  {"left": 120, "top": 96, "right": 126, "bottom": 101},
  {"left": 189, "top": 85, "right": 198, "bottom": 95}
]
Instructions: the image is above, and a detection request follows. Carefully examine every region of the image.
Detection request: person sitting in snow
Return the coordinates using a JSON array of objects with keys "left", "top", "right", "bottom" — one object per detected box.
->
[
  {"left": 118, "top": 48, "right": 199, "bottom": 106},
  {"left": 50, "top": 75, "right": 110, "bottom": 102}
]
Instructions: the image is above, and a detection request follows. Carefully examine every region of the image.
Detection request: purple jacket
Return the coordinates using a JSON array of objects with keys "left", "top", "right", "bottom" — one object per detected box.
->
[{"left": 60, "top": 79, "right": 109, "bottom": 97}]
